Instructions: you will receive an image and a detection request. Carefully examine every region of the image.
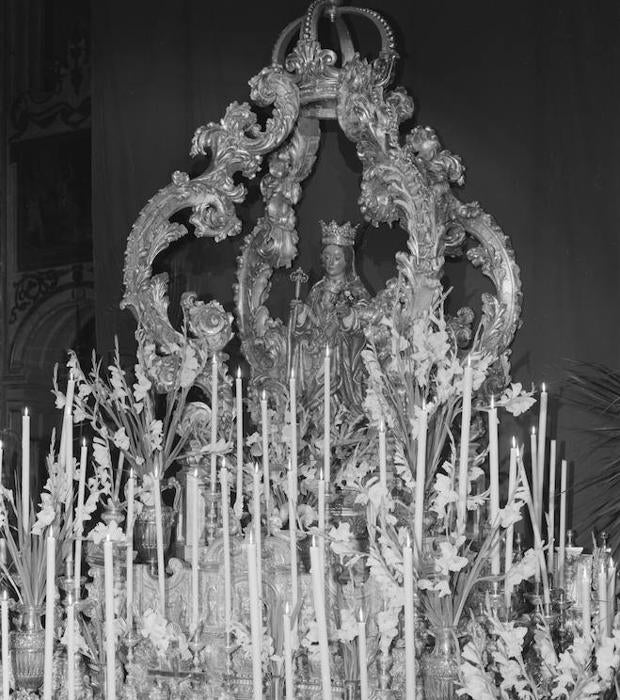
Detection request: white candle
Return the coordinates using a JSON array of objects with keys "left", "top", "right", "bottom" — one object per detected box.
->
[
  {"left": 287, "top": 463, "right": 298, "bottom": 610},
  {"left": 0, "top": 440, "right": 3, "bottom": 491},
  {"left": 235, "top": 368, "right": 244, "bottom": 517},
  {"left": 413, "top": 404, "right": 427, "bottom": 567},
  {"left": 74, "top": 439, "right": 88, "bottom": 589},
  {"left": 283, "top": 602, "right": 295, "bottom": 699},
  {"left": 153, "top": 468, "right": 166, "bottom": 614},
  {"left": 358, "top": 609, "right": 369, "bottom": 700},
  {"left": 323, "top": 346, "right": 331, "bottom": 484},
  {"left": 21, "top": 408, "right": 30, "bottom": 531},
  {"left": 210, "top": 354, "right": 218, "bottom": 492},
  {"left": 191, "top": 468, "right": 200, "bottom": 632},
  {"left": 488, "top": 397, "right": 500, "bottom": 576},
  {"left": 310, "top": 537, "right": 331, "bottom": 700},
  {"left": 103, "top": 536, "right": 116, "bottom": 700},
  {"left": 530, "top": 427, "right": 538, "bottom": 528},
  {"left": 253, "top": 464, "right": 262, "bottom": 601},
  {"left": 43, "top": 528, "right": 56, "bottom": 700},
  {"left": 261, "top": 392, "right": 270, "bottom": 518},
  {"left": 67, "top": 599, "right": 76, "bottom": 700},
  {"left": 403, "top": 535, "right": 416, "bottom": 700},
  {"left": 582, "top": 560, "right": 591, "bottom": 638},
  {"left": 537, "top": 384, "right": 548, "bottom": 526},
  {"left": 221, "top": 468, "right": 232, "bottom": 637},
  {"left": 558, "top": 459, "right": 567, "bottom": 586},
  {"left": 125, "top": 468, "right": 135, "bottom": 630},
  {"left": 1, "top": 591, "right": 8, "bottom": 700},
  {"left": 608, "top": 564, "right": 616, "bottom": 634},
  {"left": 599, "top": 559, "right": 609, "bottom": 638},
  {"left": 246, "top": 532, "right": 262, "bottom": 700},
  {"left": 318, "top": 468, "right": 326, "bottom": 571},
  {"left": 457, "top": 359, "right": 473, "bottom": 533},
  {"left": 505, "top": 440, "right": 518, "bottom": 609},
  {"left": 65, "top": 379, "right": 75, "bottom": 517},
  {"left": 290, "top": 369, "right": 298, "bottom": 489},
  {"left": 378, "top": 418, "right": 387, "bottom": 488},
  {"left": 547, "top": 440, "right": 557, "bottom": 574}
]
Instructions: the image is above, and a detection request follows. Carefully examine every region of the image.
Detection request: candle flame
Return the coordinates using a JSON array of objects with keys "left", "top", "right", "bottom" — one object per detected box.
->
[
  {"left": 511, "top": 436, "right": 517, "bottom": 449},
  {"left": 379, "top": 417, "right": 385, "bottom": 432},
  {"left": 466, "top": 355, "right": 472, "bottom": 368},
  {"left": 248, "top": 529, "right": 255, "bottom": 545},
  {"left": 490, "top": 395, "right": 495, "bottom": 409},
  {"left": 82, "top": 437, "right": 87, "bottom": 448},
  {"left": 311, "top": 534, "right": 317, "bottom": 547},
  {"left": 23, "top": 407, "right": 29, "bottom": 417},
  {"left": 531, "top": 426, "right": 536, "bottom": 436},
  {"left": 237, "top": 367, "right": 242, "bottom": 379},
  {"left": 1, "top": 589, "right": 7, "bottom": 602},
  {"left": 194, "top": 468, "right": 199, "bottom": 478},
  {"left": 318, "top": 467, "right": 324, "bottom": 481},
  {"left": 405, "top": 530, "right": 411, "bottom": 548},
  {"left": 290, "top": 367, "right": 295, "bottom": 381},
  {"left": 254, "top": 462, "right": 260, "bottom": 474},
  {"left": 212, "top": 354, "right": 217, "bottom": 367},
  {"left": 129, "top": 467, "right": 134, "bottom": 478},
  {"left": 284, "top": 600, "right": 291, "bottom": 615},
  {"left": 358, "top": 608, "right": 365, "bottom": 623},
  {"left": 541, "top": 381, "right": 546, "bottom": 393},
  {"left": 325, "top": 345, "right": 330, "bottom": 358},
  {"left": 261, "top": 389, "right": 267, "bottom": 402},
  {"left": 0, "top": 440, "right": 2, "bottom": 449}
]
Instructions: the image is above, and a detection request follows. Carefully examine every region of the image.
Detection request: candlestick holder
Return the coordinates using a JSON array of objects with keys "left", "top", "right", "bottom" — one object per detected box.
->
[{"left": 204, "top": 491, "right": 221, "bottom": 545}]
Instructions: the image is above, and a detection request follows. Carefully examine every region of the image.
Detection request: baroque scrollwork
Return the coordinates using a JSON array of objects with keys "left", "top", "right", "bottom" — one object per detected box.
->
[{"left": 121, "top": 65, "right": 300, "bottom": 387}]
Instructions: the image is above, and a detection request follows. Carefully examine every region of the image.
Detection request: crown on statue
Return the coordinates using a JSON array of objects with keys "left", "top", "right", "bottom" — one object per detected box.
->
[{"left": 320, "top": 220, "right": 358, "bottom": 247}]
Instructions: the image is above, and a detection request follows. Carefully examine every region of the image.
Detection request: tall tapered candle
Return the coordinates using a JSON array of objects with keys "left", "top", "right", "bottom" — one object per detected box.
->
[
  {"left": 74, "top": 439, "right": 88, "bottom": 589},
  {"left": 21, "top": 408, "right": 30, "bottom": 530},
  {"left": 310, "top": 537, "right": 332, "bottom": 700},
  {"left": 413, "top": 404, "right": 427, "bottom": 567},
  {"left": 1, "top": 590, "right": 8, "bottom": 700},
  {"left": 457, "top": 358, "right": 473, "bottom": 533},
  {"left": 378, "top": 418, "right": 387, "bottom": 488},
  {"left": 235, "top": 368, "right": 244, "bottom": 517},
  {"left": 290, "top": 369, "right": 298, "bottom": 485},
  {"left": 67, "top": 598, "right": 76, "bottom": 700},
  {"left": 125, "top": 468, "right": 135, "bottom": 630},
  {"left": 582, "top": 560, "right": 591, "bottom": 637},
  {"left": 537, "top": 383, "right": 548, "bottom": 524},
  {"left": 599, "top": 559, "right": 609, "bottom": 638},
  {"left": 261, "top": 391, "right": 270, "bottom": 517},
  {"left": 43, "top": 527, "right": 56, "bottom": 700},
  {"left": 530, "top": 427, "right": 538, "bottom": 527},
  {"left": 607, "top": 564, "right": 616, "bottom": 634},
  {"left": 65, "top": 379, "right": 75, "bottom": 516},
  {"left": 318, "top": 467, "right": 326, "bottom": 571},
  {"left": 287, "top": 463, "right": 298, "bottom": 609},
  {"left": 103, "top": 536, "right": 116, "bottom": 700},
  {"left": 191, "top": 468, "right": 200, "bottom": 632},
  {"left": 547, "top": 440, "right": 557, "bottom": 574},
  {"left": 253, "top": 464, "right": 262, "bottom": 600},
  {"left": 283, "top": 602, "right": 295, "bottom": 699},
  {"left": 323, "top": 346, "right": 331, "bottom": 484},
  {"left": 403, "top": 534, "right": 416, "bottom": 700},
  {"left": 358, "top": 609, "right": 369, "bottom": 700},
  {"left": 221, "top": 468, "right": 232, "bottom": 637},
  {"left": 153, "top": 467, "right": 166, "bottom": 613},
  {"left": 0, "top": 440, "right": 3, "bottom": 490},
  {"left": 488, "top": 397, "right": 500, "bottom": 576},
  {"left": 505, "top": 440, "right": 518, "bottom": 609},
  {"left": 246, "top": 531, "right": 262, "bottom": 700},
  {"left": 210, "top": 354, "right": 218, "bottom": 491},
  {"left": 558, "top": 459, "right": 567, "bottom": 585}
]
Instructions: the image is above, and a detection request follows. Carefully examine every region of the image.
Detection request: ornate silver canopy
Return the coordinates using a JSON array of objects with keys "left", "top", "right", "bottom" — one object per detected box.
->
[{"left": 121, "top": 0, "right": 521, "bottom": 413}]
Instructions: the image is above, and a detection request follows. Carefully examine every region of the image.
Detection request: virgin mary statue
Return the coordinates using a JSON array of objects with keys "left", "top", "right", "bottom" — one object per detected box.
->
[{"left": 290, "top": 221, "right": 371, "bottom": 419}]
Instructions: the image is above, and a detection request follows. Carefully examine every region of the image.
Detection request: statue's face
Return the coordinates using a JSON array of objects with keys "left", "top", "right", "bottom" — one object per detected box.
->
[{"left": 322, "top": 244, "right": 347, "bottom": 278}]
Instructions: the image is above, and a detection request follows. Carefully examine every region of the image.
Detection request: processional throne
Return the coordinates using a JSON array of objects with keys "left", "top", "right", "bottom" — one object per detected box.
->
[{"left": 119, "top": 0, "right": 522, "bottom": 685}]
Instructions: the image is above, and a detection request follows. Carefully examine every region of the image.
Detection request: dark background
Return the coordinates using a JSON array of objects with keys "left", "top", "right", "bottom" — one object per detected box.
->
[{"left": 91, "top": 0, "right": 620, "bottom": 541}]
